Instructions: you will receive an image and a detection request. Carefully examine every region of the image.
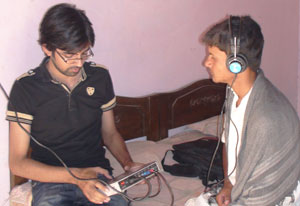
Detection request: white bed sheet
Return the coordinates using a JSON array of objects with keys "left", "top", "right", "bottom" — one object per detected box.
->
[{"left": 107, "top": 130, "right": 214, "bottom": 206}]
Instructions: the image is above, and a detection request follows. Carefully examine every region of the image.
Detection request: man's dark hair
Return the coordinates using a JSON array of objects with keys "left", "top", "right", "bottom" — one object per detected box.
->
[
  {"left": 38, "top": 3, "right": 95, "bottom": 52},
  {"left": 202, "top": 15, "right": 264, "bottom": 71}
]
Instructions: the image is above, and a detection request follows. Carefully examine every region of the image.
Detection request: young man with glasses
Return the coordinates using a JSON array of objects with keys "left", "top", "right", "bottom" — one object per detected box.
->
[{"left": 7, "top": 3, "right": 140, "bottom": 206}]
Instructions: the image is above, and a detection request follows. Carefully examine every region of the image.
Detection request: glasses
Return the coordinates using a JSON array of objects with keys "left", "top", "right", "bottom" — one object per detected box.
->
[{"left": 56, "top": 48, "right": 94, "bottom": 64}]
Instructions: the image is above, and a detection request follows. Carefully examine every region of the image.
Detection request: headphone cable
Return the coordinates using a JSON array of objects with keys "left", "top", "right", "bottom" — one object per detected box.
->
[{"left": 205, "top": 74, "right": 240, "bottom": 192}]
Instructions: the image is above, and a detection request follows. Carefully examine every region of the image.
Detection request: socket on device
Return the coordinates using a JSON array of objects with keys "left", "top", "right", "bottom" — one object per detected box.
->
[{"left": 109, "top": 161, "right": 162, "bottom": 193}]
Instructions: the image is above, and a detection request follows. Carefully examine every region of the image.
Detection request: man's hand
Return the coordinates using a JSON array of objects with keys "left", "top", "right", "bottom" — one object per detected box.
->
[
  {"left": 216, "top": 182, "right": 233, "bottom": 206},
  {"left": 124, "top": 161, "right": 153, "bottom": 185},
  {"left": 123, "top": 161, "right": 144, "bottom": 172},
  {"left": 73, "top": 167, "right": 112, "bottom": 204}
]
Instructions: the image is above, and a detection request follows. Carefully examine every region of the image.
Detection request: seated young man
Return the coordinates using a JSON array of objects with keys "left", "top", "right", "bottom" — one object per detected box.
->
[
  {"left": 7, "top": 3, "right": 141, "bottom": 206},
  {"left": 201, "top": 15, "right": 300, "bottom": 206}
]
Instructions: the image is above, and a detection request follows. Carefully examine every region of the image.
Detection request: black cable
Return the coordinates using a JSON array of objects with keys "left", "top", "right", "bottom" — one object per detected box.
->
[
  {"left": 205, "top": 74, "right": 240, "bottom": 192},
  {"left": 0, "top": 82, "right": 99, "bottom": 182},
  {"left": 115, "top": 172, "right": 174, "bottom": 205},
  {"left": 131, "top": 177, "right": 153, "bottom": 201},
  {"left": 148, "top": 173, "right": 161, "bottom": 198},
  {"left": 1, "top": 82, "right": 162, "bottom": 200},
  {"left": 105, "top": 177, "right": 153, "bottom": 202},
  {"left": 115, "top": 172, "right": 173, "bottom": 206},
  {"left": 204, "top": 82, "right": 230, "bottom": 189},
  {"left": 204, "top": 100, "right": 226, "bottom": 192},
  {"left": 1, "top": 82, "right": 174, "bottom": 206},
  {"left": 122, "top": 173, "right": 162, "bottom": 202},
  {"left": 157, "top": 172, "right": 174, "bottom": 206},
  {"left": 224, "top": 74, "right": 241, "bottom": 183}
]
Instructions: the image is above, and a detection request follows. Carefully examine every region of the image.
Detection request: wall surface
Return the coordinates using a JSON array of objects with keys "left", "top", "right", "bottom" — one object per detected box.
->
[
  {"left": 299, "top": 1, "right": 300, "bottom": 117},
  {"left": 0, "top": 0, "right": 299, "bottom": 204}
]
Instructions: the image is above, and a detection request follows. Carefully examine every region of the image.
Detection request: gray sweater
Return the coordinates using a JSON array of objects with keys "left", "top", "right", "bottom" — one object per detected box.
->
[{"left": 224, "top": 70, "right": 300, "bottom": 206}]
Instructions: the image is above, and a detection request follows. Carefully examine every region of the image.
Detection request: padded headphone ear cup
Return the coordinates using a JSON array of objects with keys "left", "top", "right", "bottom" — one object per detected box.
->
[{"left": 226, "top": 53, "right": 248, "bottom": 74}]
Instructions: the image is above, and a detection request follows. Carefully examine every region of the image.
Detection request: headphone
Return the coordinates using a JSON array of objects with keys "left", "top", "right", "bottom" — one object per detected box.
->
[{"left": 226, "top": 16, "right": 248, "bottom": 74}]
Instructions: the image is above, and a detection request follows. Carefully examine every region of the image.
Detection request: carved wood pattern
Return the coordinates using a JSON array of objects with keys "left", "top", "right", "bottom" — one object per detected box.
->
[{"left": 189, "top": 94, "right": 222, "bottom": 107}]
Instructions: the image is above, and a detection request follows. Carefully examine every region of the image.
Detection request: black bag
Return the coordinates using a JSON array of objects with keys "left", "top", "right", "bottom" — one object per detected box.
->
[{"left": 161, "top": 137, "right": 224, "bottom": 186}]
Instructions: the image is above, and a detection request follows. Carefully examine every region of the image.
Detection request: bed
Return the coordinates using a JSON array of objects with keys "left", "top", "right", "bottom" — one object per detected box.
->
[{"left": 9, "top": 78, "right": 226, "bottom": 206}]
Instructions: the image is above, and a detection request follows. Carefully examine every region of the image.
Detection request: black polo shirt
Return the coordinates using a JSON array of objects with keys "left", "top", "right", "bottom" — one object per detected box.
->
[{"left": 6, "top": 57, "right": 116, "bottom": 171}]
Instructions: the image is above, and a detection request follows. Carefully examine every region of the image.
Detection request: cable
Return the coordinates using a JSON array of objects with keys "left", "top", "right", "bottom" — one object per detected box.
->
[
  {"left": 205, "top": 74, "right": 240, "bottom": 192},
  {"left": 0, "top": 82, "right": 101, "bottom": 182},
  {"left": 224, "top": 74, "right": 241, "bottom": 184},
  {"left": 204, "top": 101, "right": 225, "bottom": 192},
  {"left": 130, "top": 178, "right": 153, "bottom": 201},
  {"left": 148, "top": 173, "right": 162, "bottom": 198},
  {"left": 2, "top": 83, "right": 175, "bottom": 204},
  {"left": 120, "top": 173, "right": 163, "bottom": 202},
  {"left": 204, "top": 82, "right": 231, "bottom": 189},
  {"left": 104, "top": 172, "right": 173, "bottom": 206},
  {"left": 102, "top": 177, "right": 153, "bottom": 202},
  {"left": 1, "top": 82, "right": 175, "bottom": 205},
  {"left": 157, "top": 172, "right": 174, "bottom": 206}
]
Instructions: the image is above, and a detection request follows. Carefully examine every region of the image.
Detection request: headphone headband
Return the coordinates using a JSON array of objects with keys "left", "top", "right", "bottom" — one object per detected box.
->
[
  {"left": 229, "top": 16, "right": 240, "bottom": 56},
  {"left": 226, "top": 16, "right": 248, "bottom": 74}
]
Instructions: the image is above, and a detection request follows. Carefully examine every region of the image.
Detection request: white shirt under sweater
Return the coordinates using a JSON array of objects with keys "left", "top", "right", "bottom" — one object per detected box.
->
[
  {"left": 222, "top": 87, "right": 253, "bottom": 185},
  {"left": 220, "top": 86, "right": 300, "bottom": 205}
]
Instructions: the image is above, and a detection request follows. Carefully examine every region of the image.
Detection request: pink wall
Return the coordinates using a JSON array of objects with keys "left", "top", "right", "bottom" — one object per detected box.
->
[{"left": 0, "top": 0, "right": 299, "bottom": 204}]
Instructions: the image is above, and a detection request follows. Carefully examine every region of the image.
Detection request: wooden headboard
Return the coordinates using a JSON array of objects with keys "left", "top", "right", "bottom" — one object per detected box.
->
[
  {"left": 154, "top": 79, "right": 226, "bottom": 139},
  {"left": 10, "top": 78, "right": 226, "bottom": 189},
  {"left": 114, "top": 79, "right": 226, "bottom": 141}
]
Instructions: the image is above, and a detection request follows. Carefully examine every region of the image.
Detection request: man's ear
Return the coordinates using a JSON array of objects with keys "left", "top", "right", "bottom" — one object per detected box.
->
[{"left": 41, "top": 44, "right": 52, "bottom": 56}]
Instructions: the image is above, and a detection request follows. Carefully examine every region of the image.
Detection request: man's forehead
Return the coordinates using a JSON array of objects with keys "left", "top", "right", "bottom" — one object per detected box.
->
[
  {"left": 208, "top": 46, "right": 225, "bottom": 54},
  {"left": 60, "top": 44, "right": 91, "bottom": 54}
]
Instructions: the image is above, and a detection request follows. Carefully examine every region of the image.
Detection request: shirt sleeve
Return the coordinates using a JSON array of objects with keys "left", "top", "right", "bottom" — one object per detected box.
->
[
  {"left": 101, "top": 70, "right": 116, "bottom": 112},
  {"left": 6, "top": 80, "right": 34, "bottom": 124}
]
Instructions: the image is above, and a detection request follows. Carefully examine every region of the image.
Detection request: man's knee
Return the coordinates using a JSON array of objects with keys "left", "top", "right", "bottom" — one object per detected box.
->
[
  {"left": 31, "top": 182, "right": 74, "bottom": 206},
  {"left": 108, "top": 194, "right": 128, "bottom": 206}
]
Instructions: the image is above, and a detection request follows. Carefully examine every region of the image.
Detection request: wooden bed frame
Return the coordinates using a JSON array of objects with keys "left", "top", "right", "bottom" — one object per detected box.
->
[
  {"left": 115, "top": 79, "right": 226, "bottom": 141},
  {"left": 10, "top": 78, "right": 226, "bottom": 190}
]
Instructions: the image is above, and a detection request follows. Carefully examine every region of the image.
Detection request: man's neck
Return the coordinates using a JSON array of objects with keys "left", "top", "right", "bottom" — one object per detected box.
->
[{"left": 231, "top": 69, "right": 257, "bottom": 107}]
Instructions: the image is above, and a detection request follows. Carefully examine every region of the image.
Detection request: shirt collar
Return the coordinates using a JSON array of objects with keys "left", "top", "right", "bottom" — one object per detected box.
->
[{"left": 38, "top": 56, "right": 87, "bottom": 83}]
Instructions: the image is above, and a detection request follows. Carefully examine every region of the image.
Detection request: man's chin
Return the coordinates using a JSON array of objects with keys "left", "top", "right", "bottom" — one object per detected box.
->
[{"left": 65, "top": 70, "right": 81, "bottom": 77}]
